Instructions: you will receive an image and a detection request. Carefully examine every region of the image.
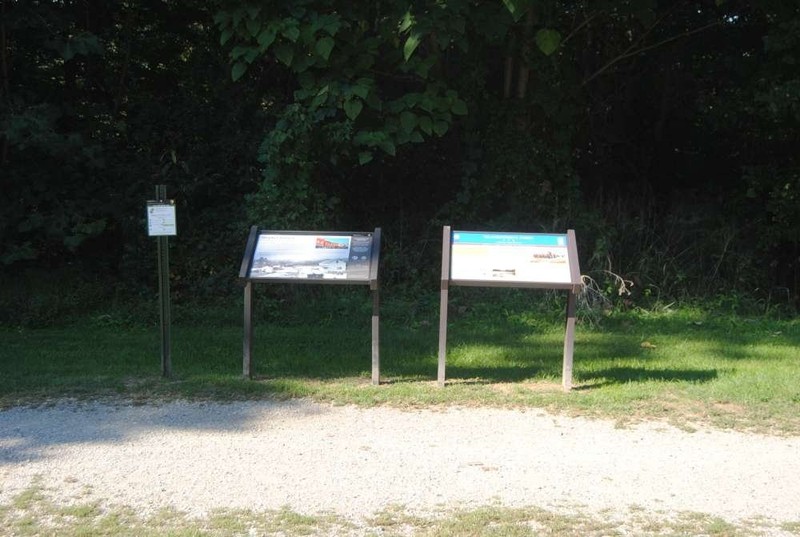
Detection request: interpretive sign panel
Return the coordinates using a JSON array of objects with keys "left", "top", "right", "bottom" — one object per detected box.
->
[
  {"left": 239, "top": 226, "right": 382, "bottom": 385},
  {"left": 438, "top": 226, "right": 581, "bottom": 391},
  {"left": 146, "top": 201, "right": 177, "bottom": 237},
  {"left": 450, "top": 231, "right": 574, "bottom": 286},
  {"left": 247, "top": 232, "right": 374, "bottom": 282}
]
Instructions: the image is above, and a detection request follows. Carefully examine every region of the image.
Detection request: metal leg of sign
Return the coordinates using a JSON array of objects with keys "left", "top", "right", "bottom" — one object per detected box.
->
[
  {"left": 371, "top": 288, "right": 380, "bottom": 385},
  {"left": 157, "top": 235, "right": 172, "bottom": 378},
  {"left": 562, "top": 290, "right": 577, "bottom": 391},
  {"left": 243, "top": 281, "right": 253, "bottom": 379},
  {"left": 437, "top": 286, "right": 449, "bottom": 387}
]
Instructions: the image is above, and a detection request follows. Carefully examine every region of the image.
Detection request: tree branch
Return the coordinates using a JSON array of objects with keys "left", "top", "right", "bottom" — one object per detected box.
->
[
  {"left": 582, "top": 18, "right": 723, "bottom": 86},
  {"left": 561, "top": 10, "right": 601, "bottom": 48}
]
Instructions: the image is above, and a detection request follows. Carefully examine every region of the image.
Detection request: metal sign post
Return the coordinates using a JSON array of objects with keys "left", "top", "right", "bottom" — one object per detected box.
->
[{"left": 147, "top": 185, "right": 176, "bottom": 377}]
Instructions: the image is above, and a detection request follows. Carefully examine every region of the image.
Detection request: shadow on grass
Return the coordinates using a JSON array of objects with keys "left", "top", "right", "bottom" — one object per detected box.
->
[
  {"left": 442, "top": 365, "right": 550, "bottom": 384},
  {"left": 575, "top": 367, "right": 718, "bottom": 389}
]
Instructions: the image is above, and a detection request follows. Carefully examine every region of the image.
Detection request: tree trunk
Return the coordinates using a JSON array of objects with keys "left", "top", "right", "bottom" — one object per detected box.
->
[
  {"left": 516, "top": 9, "right": 534, "bottom": 100},
  {"left": 1, "top": 0, "right": 10, "bottom": 164}
]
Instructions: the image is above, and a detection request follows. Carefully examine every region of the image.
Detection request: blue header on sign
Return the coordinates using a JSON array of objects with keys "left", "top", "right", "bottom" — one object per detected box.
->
[{"left": 452, "top": 231, "right": 567, "bottom": 247}]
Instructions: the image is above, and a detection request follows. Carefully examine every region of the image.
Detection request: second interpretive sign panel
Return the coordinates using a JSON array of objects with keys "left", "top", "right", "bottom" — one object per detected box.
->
[
  {"left": 439, "top": 227, "right": 582, "bottom": 391},
  {"left": 450, "top": 231, "right": 576, "bottom": 287}
]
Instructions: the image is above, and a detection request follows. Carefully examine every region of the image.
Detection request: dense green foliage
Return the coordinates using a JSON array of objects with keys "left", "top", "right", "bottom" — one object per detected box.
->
[{"left": 1, "top": 0, "right": 798, "bottom": 313}]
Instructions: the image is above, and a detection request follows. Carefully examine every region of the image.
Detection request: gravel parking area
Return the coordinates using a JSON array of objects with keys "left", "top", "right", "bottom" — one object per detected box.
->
[{"left": 1, "top": 399, "right": 799, "bottom": 526}]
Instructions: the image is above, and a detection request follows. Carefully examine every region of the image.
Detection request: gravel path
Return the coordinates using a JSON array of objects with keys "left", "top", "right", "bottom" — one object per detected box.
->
[{"left": 1, "top": 399, "right": 799, "bottom": 526}]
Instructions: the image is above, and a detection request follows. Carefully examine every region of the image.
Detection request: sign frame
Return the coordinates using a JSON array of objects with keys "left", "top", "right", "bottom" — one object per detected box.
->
[
  {"left": 146, "top": 200, "right": 177, "bottom": 237},
  {"left": 448, "top": 230, "right": 581, "bottom": 290},
  {"left": 239, "top": 226, "right": 382, "bottom": 384},
  {"left": 438, "top": 226, "right": 582, "bottom": 391}
]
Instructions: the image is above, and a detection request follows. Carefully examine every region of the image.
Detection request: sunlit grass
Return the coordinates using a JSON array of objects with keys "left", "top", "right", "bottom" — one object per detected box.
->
[{"left": 1, "top": 291, "right": 798, "bottom": 433}]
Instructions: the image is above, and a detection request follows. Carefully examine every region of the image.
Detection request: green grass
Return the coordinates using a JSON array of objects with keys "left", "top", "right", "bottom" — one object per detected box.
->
[
  {"left": 2, "top": 486, "right": 797, "bottom": 536},
  {"left": 1, "top": 288, "right": 799, "bottom": 433}
]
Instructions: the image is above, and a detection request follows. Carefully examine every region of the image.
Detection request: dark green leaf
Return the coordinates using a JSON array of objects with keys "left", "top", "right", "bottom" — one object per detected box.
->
[
  {"left": 418, "top": 95, "right": 435, "bottom": 113},
  {"left": 315, "top": 37, "right": 335, "bottom": 61},
  {"left": 310, "top": 92, "right": 327, "bottom": 108},
  {"left": 220, "top": 28, "right": 234, "bottom": 46},
  {"left": 351, "top": 80, "right": 370, "bottom": 99},
  {"left": 404, "top": 33, "right": 422, "bottom": 61},
  {"left": 358, "top": 151, "right": 373, "bottom": 165},
  {"left": 451, "top": 98, "right": 468, "bottom": 115},
  {"left": 274, "top": 45, "right": 294, "bottom": 66},
  {"left": 419, "top": 115, "right": 433, "bottom": 135},
  {"left": 343, "top": 99, "right": 363, "bottom": 120},
  {"left": 502, "top": 0, "right": 533, "bottom": 22},
  {"left": 400, "top": 111, "right": 417, "bottom": 133},
  {"left": 244, "top": 47, "right": 259, "bottom": 63},
  {"left": 399, "top": 10, "right": 414, "bottom": 33},
  {"left": 379, "top": 139, "right": 396, "bottom": 156},
  {"left": 321, "top": 16, "right": 341, "bottom": 36},
  {"left": 282, "top": 26, "right": 300, "bottom": 43},
  {"left": 535, "top": 29, "right": 561, "bottom": 56},
  {"left": 433, "top": 120, "right": 449, "bottom": 137},
  {"left": 231, "top": 61, "right": 247, "bottom": 82},
  {"left": 257, "top": 28, "right": 277, "bottom": 49},
  {"left": 246, "top": 18, "right": 260, "bottom": 38}
]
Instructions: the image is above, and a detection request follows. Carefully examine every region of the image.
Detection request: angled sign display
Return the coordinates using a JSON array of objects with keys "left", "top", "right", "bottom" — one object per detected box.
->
[
  {"left": 449, "top": 231, "right": 580, "bottom": 289},
  {"left": 239, "top": 226, "right": 382, "bottom": 385},
  {"left": 438, "top": 226, "right": 582, "bottom": 391}
]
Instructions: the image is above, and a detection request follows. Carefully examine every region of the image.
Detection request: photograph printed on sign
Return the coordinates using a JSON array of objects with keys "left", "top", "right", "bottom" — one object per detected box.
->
[
  {"left": 450, "top": 232, "right": 572, "bottom": 284},
  {"left": 249, "top": 233, "right": 372, "bottom": 281}
]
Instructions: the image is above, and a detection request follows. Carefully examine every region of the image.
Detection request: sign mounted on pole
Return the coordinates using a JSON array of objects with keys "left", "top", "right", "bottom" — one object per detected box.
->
[
  {"left": 450, "top": 231, "right": 578, "bottom": 286},
  {"left": 438, "top": 227, "right": 582, "bottom": 390},
  {"left": 146, "top": 185, "right": 175, "bottom": 377},
  {"left": 239, "top": 227, "right": 382, "bottom": 384},
  {"left": 146, "top": 200, "right": 177, "bottom": 237}
]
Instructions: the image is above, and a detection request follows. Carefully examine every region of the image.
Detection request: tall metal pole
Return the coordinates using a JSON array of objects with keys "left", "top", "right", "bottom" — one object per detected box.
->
[{"left": 156, "top": 184, "right": 172, "bottom": 377}]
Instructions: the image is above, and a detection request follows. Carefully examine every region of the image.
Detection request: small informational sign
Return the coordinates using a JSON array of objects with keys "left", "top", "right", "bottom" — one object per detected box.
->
[
  {"left": 450, "top": 231, "right": 575, "bottom": 287},
  {"left": 248, "top": 232, "right": 374, "bottom": 282},
  {"left": 146, "top": 201, "right": 177, "bottom": 237}
]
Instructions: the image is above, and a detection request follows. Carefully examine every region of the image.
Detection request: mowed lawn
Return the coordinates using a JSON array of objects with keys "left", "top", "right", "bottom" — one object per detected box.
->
[{"left": 1, "top": 291, "right": 798, "bottom": 434}]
